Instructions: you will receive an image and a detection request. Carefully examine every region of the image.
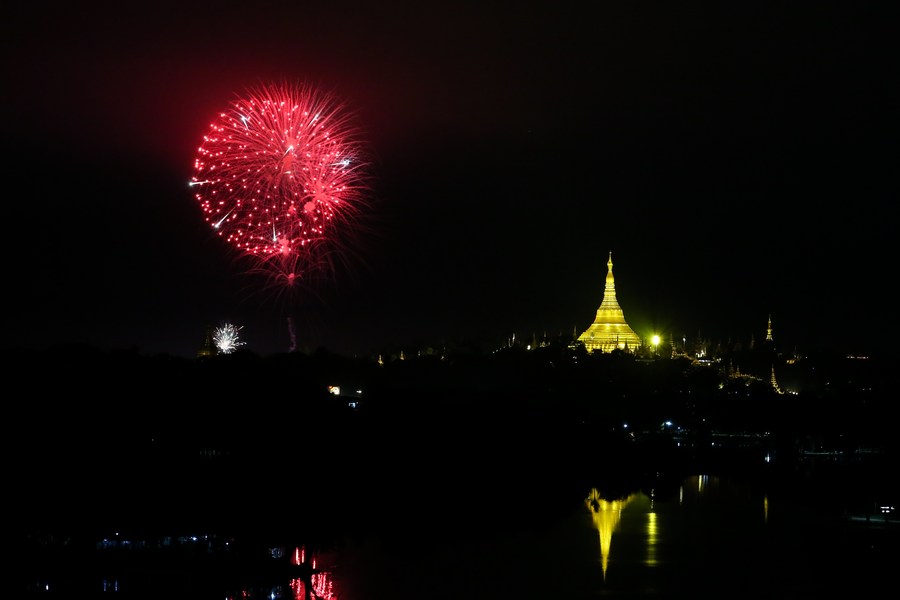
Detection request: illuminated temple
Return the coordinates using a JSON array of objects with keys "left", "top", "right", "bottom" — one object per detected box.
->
[{"left": 578, "top": 252, "right": 642, "bottom": 353}]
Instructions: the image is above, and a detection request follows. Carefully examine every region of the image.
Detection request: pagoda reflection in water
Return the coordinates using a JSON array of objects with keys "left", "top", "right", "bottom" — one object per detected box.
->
[{"left": 585, "top": 488, "right": 637, "bottom": 580}]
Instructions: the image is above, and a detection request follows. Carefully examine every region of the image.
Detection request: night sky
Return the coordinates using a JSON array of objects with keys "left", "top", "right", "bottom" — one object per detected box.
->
[{"left": 4, "top": 1, "right": 894, "bottom": 359}]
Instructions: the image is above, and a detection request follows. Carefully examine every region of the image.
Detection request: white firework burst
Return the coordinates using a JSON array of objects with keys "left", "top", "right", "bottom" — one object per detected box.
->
[{"left": 214, "top": 323, "right": 246, "bottom": 354}]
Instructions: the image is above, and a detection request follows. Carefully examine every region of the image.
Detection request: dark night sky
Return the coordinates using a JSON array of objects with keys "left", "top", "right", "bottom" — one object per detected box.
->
[{"left": 3, "top": 1, "right": 895, "bottom": 359}]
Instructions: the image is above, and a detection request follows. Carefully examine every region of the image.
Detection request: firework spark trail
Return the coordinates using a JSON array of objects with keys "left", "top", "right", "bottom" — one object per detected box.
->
[{"left": 190, "top": 81, "right": 370, "bottom": 287}]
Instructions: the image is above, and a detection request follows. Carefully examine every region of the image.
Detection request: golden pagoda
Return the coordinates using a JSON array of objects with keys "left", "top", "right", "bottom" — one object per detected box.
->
[
  {"left": 578, "top": 252, "right": 642, "bottom": 353},
  {"left": 197, "top": 325, "right": 217, "bottom": 358},
  {"left": 770, "top": 364, "right": 783, "bottom": 394}
]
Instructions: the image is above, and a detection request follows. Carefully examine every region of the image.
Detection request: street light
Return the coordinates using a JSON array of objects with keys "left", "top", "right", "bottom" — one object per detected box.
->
[{"left": 652, "top": 334, "right": 660, "bottom": 357}]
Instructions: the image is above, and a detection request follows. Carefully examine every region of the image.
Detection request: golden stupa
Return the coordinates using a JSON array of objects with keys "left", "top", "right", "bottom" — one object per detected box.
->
[{"left": 578, "top": 252, "right": 642, "bottom": 353}]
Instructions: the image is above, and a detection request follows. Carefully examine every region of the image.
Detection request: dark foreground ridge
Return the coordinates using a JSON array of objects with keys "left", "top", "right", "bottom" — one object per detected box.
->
[
  {"left": 13, "top": 342, "right": 898, "bottom": 532},
  {"left": 15, "top": 343, "right": 900, "bottom": 599}
]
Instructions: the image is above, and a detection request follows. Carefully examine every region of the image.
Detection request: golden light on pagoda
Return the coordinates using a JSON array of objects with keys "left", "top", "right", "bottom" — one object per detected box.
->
[{"left": 578, "top": 252, "right": 642, "bottom": 353}]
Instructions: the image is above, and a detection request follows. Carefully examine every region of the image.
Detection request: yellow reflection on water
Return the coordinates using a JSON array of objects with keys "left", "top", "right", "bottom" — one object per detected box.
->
[
  {"left": 586, "top": 488, "right": 636, "bottom": 580},
  {"left": 681, "top": 474, "right": 715, "bottom": 502},
  {"left": 645, "top": 510, "right": 658, "bottom": 566}
]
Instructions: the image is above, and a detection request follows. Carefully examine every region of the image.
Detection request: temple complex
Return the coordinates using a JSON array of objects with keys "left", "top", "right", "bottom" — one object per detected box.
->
[
  {"left": 578, "top": 252, "right": 643, "bottom": 353},
  {"left": 197, "top": 325, "right": 217, "bottom": 358}
]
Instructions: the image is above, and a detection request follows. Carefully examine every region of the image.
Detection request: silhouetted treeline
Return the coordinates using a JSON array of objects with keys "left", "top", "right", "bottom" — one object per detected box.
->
[
  {"left": 10, "top": 341, "right": 898, "bottom": 540},
  {"left": 9, "top": 341, "right": 896, "bottom": 452}
]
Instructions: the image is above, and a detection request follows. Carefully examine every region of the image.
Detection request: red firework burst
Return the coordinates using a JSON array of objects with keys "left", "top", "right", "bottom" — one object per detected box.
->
[{"left": 190, "top": 81, "right": 370, "bottom": 285}]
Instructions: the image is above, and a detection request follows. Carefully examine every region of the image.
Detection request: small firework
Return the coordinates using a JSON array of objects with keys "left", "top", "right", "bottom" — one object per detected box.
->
[{"left": 213, "top": 322, "right": 246, "bottom": 354}]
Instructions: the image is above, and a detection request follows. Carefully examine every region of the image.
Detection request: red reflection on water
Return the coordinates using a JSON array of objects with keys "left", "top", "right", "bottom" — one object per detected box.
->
[{"left": 289, "top": 545, "right": 336, "bottom": 600}]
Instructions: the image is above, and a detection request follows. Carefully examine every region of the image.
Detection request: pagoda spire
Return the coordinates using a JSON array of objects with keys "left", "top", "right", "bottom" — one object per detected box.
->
[
  {"left": 770, "top": 364, "right": 783, "bottom": 394},
  {"left": 577, "top": 251, "right": 642, "bottom": 353},
  {"left": 766, "top": 314, "right": 774, "bottom": 342},
  {"left": 197, "top": 325, "right": 217, "bottom": 358}
]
